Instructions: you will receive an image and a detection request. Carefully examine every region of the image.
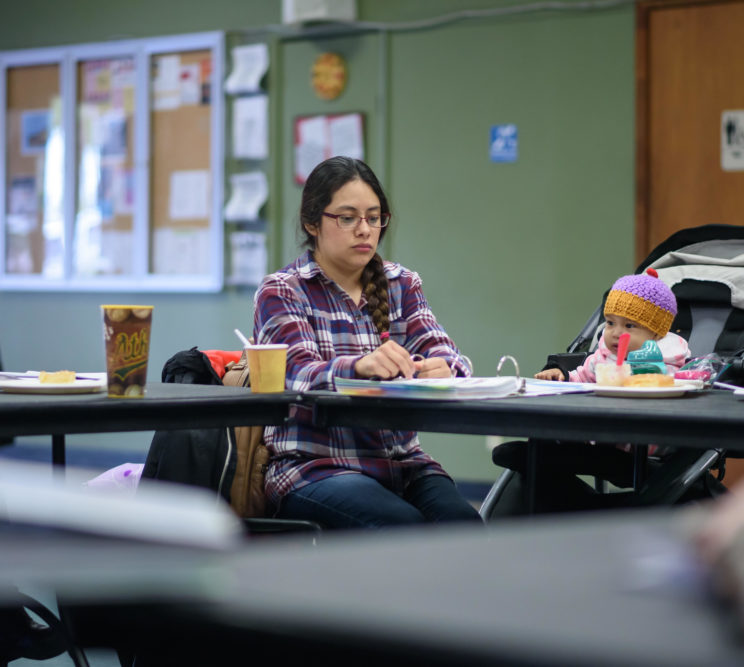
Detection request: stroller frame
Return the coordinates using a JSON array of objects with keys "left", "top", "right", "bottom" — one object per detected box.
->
[{"left": 480, "top": 224, "right": 744, "bottom": 520}]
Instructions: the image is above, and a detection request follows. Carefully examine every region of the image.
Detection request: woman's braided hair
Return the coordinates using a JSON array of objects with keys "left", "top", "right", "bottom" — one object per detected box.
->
[
  {"left": 300, "top": 156, "right": 392, "bottom": 335},
  {"left": 361, "top": 252, "right": 390, "bottom": 335}
]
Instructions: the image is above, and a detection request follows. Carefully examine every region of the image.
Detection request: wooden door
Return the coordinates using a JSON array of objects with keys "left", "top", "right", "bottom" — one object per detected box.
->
[{"left": 636, "top": 0, "right": 744, "bottom": 261}]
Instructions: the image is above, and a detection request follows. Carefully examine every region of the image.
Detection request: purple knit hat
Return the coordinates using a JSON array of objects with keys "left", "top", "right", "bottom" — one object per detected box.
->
[{"left": 603, "top": 268, "right": 677, "bottom": 337}]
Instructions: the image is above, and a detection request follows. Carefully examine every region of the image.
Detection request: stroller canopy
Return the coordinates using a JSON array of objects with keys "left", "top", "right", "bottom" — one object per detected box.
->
[{"left": 569, "top": 224, "right": 744, "bottom": 358}]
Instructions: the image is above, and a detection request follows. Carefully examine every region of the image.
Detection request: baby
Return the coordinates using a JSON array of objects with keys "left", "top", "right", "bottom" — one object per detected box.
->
[{"left": 536, "top": 268, "right": 690, "bottom": 382}]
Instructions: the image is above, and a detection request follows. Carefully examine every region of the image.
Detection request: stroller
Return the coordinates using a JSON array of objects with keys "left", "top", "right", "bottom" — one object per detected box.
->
[{"left": 480, "top": 223, "right": 744, "bottom": 519}]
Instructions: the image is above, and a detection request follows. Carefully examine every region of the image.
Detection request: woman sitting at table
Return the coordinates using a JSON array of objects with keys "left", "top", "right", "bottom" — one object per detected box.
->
[{"left": 252, "top": 156, "right": 482, "bottom": 529}]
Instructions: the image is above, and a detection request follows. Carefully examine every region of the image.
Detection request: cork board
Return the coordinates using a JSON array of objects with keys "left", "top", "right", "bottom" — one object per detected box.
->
[
  {"left": 5, "top": 63, "right": 59, "bottom": 274},
  {"left": 149, "top": 49, "right": 212, "bottom": 232}
]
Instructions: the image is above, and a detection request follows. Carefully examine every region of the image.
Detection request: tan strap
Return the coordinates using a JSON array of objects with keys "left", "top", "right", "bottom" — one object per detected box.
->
[{"left": 222, "top": 348, "right": 269, "bottom": 518}]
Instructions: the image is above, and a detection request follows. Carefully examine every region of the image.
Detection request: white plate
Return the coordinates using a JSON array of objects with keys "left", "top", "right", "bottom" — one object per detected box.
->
[
  {"left": 0, "top": 378, "right": 106, "bottom": 394},
  {"left": 593, "top": 380, "right": 700, "bottom": 399}
]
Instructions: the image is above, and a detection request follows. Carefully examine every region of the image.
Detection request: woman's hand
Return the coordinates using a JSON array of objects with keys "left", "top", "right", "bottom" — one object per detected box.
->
[
  {"left": 534, "top": 368, "right": 565, "bottom": 381},
  {"left": 354, "top": 340, "right": 416, "bottom": 379},
  {"left": 414, "top": 357, "right": 453, "bottom": 379}
]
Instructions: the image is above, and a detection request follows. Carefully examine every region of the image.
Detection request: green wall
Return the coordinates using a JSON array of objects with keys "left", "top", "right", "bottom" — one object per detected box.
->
[{"left": 0, "top": 1, "right": 636, "bottom": 482}]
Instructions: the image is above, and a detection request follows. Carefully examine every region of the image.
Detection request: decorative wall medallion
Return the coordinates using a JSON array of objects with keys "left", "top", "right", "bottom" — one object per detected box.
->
[{"left": 311, "top": 52, "right": 347, "bottom": 100}]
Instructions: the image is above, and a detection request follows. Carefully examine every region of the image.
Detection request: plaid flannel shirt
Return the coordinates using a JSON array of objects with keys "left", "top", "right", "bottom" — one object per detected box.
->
[{"left": 253, "top": 250, "right": 471, "bottom": 507}]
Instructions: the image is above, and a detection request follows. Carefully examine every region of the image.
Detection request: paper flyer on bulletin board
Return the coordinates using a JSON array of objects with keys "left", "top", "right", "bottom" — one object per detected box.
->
[{"left": 294, "top": 112, "right": 364, "bottom": 184}]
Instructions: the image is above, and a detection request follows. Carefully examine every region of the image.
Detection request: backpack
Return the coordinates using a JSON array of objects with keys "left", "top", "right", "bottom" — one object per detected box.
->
[{"left": 222, "top": 349, "right": 271, "bottom": 519}]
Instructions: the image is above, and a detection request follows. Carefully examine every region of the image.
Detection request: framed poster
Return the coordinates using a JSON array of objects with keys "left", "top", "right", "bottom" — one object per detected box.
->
[{"left": 293, "top": 112, "right": 364, "bottom": 184}]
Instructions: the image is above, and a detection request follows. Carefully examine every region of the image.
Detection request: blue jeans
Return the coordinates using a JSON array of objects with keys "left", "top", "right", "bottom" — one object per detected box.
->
[{"left": 276, "top": 473, "right": 483, "bottom": 529}]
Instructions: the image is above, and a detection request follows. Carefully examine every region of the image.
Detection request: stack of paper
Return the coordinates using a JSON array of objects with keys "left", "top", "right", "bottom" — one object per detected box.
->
[{"left": 334, "top": 376, "right": 524, "bottom": 400}]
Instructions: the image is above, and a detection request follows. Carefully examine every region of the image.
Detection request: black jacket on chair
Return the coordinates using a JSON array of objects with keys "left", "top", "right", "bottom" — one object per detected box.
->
[{"left": 140, "top": 347, "right": 235, "bottom": 501}]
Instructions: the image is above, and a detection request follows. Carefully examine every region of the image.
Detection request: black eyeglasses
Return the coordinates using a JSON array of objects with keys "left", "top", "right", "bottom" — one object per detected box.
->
[{"left": 322, "top": 211, "right": 391, "bottom": 230}]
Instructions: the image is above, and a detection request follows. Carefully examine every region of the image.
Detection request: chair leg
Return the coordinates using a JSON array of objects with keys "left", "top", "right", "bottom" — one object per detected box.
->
[
  {"left": 55, "top": 603, "right": 90, "bottom": 667},
  {"left": 7, "top": 592, "right": 87, "bottom": 666},
  {"left": 635, "top": 449, "right": 723, "bottom": 505},
  {"left": 116, "top": 648, "right": 136, "bottom": 667},
  {"left": 478, "top": 469, "right": 515, "bottom": 520}
]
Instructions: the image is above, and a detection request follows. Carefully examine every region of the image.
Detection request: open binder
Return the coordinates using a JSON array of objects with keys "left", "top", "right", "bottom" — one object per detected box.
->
[
  {"left": 333, "top": 355, "right": 593, "bottom": 400},
  {"left": 334, "top": 376, "right": 524, "bottom": 400}
]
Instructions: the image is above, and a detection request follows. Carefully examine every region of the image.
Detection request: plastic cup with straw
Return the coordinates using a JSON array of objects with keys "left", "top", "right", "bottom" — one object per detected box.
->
[
  {"left": 234, "top": 328, "right": 251, "bottom": 349},
  {"left": 596, "top": 332, "right": 631, "bottom": 386}
]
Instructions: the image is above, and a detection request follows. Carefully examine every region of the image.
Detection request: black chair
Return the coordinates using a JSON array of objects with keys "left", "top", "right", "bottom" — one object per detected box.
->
[
  {"left": 0, "top": 589, "right": 75, "bottom": 667},
  {"left": 140, "top": 347, "right": 321, "bottom": 539}
]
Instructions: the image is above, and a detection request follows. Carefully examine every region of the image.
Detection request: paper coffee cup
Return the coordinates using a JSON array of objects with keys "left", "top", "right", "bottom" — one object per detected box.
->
[{"left": 246, "top": 344, "right": 288, "bottom": 393}]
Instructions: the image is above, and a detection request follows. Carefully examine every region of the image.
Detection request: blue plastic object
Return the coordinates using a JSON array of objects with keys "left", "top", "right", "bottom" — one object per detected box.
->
[{"left": 627, "top": 340, "right": 666, "bottom": 375}]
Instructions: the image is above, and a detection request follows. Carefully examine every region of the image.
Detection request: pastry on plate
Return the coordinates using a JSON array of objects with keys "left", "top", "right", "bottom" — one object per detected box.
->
[
  {"left": 38, "top": 370, "right": 76, "bottom": 384},
  {"left": 622, "top": 373, "right": 674, "bottom": 388}
]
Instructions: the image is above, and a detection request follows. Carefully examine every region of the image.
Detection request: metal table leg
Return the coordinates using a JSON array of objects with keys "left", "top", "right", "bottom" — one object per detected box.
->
[
  {"left": 633, "top": 444, "right": 649, "bottom": 491},
  {"left": 52, "top": 434, "right": 66, "bottom": 469}
]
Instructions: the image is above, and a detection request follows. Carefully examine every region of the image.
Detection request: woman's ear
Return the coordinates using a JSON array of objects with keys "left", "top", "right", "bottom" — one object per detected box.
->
[{"left": 304, "top": 223, "right": 318, "bottom": 238}]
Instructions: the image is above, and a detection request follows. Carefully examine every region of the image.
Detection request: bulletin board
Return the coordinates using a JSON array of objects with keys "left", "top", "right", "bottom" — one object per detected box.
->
[
  {"left": 149, "top": 48, "right": 213, "bottom": 275},
  {"left": 1, "top": 31, "right": 224, "bottom": 292},
  {"left": 4, "top": 63, "right": 59, "bottom": 275}
]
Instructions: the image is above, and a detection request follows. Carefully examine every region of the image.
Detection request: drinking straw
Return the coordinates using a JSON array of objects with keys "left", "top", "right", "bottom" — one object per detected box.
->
[{"left": 616, "top": 332, "right": 630, "bottom": 366}]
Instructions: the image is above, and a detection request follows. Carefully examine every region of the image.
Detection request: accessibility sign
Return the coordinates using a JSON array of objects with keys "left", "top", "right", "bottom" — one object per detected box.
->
[{"left": 490, "top": 124, "right": 518, "bottom": 163}]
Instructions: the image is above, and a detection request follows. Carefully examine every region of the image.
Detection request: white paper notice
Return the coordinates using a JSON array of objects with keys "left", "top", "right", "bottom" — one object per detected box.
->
[
  {"left": 229, "top": 231, "right": 267, "bottom": 286},
  {"left": 153, "top": 227, "right": 210, "bottom": 274},
  {"left": 722, "top": 110, "right": 744, "bottom": 171},
  {"left": 179, "top": 63, "right": 201, "bottom": 106},
  {"left": 294, "top": 115, "right": 327, "bottom": 184},
  {"left": 225, "top": 43, "right": 269, "bottom": 94},
  {"left": 233, "top": 95, "right": 268, "bottom": 159},
  {"left": 152, "top": 55, "right": 181, "bottom": 111},
  {"left": 224, "top": 171, "right": 268, "bottom": 221},
  {"left": 100, "top": 229, "right": 134, "bottom": 275},
  {"left": 329, "top": 114, "right": 363, "bottom": 160},
  {"left": 169, "top": 170, "right": 210, "bottom": 220}
]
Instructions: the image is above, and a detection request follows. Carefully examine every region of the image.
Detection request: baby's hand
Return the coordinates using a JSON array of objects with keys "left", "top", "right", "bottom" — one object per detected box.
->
[{"left": 534, "top": 368, "right": 565, "bottom": 381}]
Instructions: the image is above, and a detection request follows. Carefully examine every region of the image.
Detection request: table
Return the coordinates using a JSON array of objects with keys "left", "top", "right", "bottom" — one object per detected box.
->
[
  {"left": 2, "top": 508, "right": 742, "bottom": 666},
  {"left": 6, "top": 383, "right": 742, "bottom": 502},
  {"left": 9, "top": 383, "right": 742, "bottom": 467},
  {"left": 0, "top": 383, "right": 301, "bottom": 466},
  {"left": 310, "top": 388, "right": 744, "bottom": 449},
  {"left": 310, "top": 388, "right": 744, "bottom": 509}
]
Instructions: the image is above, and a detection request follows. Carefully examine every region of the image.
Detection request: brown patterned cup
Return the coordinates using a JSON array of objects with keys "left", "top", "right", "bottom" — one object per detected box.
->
[{"left": 101, "top": 305, "right": 153, "bottom": 398}]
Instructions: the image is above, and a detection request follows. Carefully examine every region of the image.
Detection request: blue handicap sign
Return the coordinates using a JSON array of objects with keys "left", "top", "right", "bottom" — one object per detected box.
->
[{"left": 490, "top": 124, "right": 518, "bottom": 163}]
